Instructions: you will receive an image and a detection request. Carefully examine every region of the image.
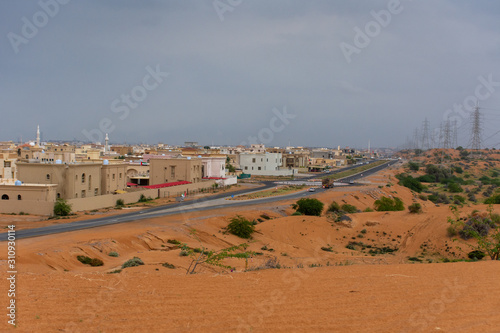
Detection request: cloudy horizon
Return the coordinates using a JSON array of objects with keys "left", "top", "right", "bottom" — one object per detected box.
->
[{"left": 2, "top": 0, "right": 500, "bottom": 149}]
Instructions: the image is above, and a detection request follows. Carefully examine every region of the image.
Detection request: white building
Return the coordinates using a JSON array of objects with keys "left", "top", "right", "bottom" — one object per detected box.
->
[{"left": 239, "top": 152, "right": 295, "bottom": 176}]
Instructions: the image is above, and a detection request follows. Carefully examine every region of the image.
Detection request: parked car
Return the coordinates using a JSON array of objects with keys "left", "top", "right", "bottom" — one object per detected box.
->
[{"left": 308, "top": 187, "right": 316, "bottom": 192}]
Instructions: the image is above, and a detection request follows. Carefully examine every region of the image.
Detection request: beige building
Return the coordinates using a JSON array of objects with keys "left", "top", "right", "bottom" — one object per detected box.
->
[
  {"left": 17, "top": 160, "right": 127, "bottom": 199},
  {"left": 149, "top": 157, "right": 202, "bottom": 185},
  {"left": 0, "top": 183, "right": 57, "bottom": 215}
]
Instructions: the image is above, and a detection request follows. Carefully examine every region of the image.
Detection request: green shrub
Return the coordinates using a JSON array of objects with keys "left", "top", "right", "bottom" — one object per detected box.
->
[
  {"left": 293, "top": 198, "right": 324, "bottom": 216},
  {"left": 484, "top": 195, "right": 500, "bottom": 204},
  {"left": 77, "top": 255, "right": 104, "bottom": 267},
  {"left": 398, "top": 176, "right": 424, "bottom": 193},
  {"left": 418, "top": 194, "right": 428, "bottom": 201},
  {"left": 291, "top": 211, "right": 302, "bottom": 216},
  {"left": 363, "top": 207, "right": 374, "bottom": 212},
  {"left": 374, "top": 197, "right": 404, "bottom": 212},
  {"left": 446, "top": 225, "right": 458, "bottom": 237},
  {"left": 341, "top": 204, "right": 358, "bottom": 214},
  {"left": 327, "top": 201, "right": 341, "bottom": 213},
  {"left": 77, "top": 255, "right": 92, "bottom": 265},
  {"left": 321, "top": 246, "right": 333, "bottom": 252},
  {"left": 167, "top": 239, "right": 181, "bottom": 245},
  {"left": 227, "top": 215, "right": 255, "bottom": 239},
  {"left": 122, "top": 257, "right": 144, "bottom": 268},
  {"left": 115, "top": 199, "right": 125, "bottom": 208},
  {"left": 108, "top": 251, "right": 119, "bottom": 257},
  {"left": 162, "top": 262, "right": 175, "bottom": 269},
  {"left": 54, "top": 199, "right": 72, "bottom": 216},
  {"left": 408, "top": 203, "right": 422, "bottom": 214},
  {"left": 138, "top": 194, "right": 152, "bottom": 202},
  {"left": 448, "top": 182, "right": 463, "bottom": 193},
  {"left": 408, "top": 161, "right": 420, "bottom": 171},
  {"left": 467, "top": 250, "right": 485, "bottom": 260}
]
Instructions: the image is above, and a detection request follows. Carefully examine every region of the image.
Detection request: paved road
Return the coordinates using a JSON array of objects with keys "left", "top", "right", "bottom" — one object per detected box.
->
[{"left": 0, "top": 159, "right": 397, "bottom": 240}]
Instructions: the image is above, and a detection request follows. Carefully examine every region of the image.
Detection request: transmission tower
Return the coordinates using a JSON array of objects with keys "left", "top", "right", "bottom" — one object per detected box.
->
[
  {"left": 470, "top": 105, "right": 482, "bottom": 150},
  {"left": 412, "top": 128, "right": 420, "bottom": 149},
  {"left": 421, "top": 118, "right": 431, "bottom": 150},
  {"left": 453, "top": 120, "right": 458, "bottom": 148},
  {"left": 443, "top": 119, "right": 452, "bottom": 149}
]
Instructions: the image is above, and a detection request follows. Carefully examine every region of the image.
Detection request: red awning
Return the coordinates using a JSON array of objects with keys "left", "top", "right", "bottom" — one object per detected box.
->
[{"left": 143, "top": 181, "right": 191, "bottom": 189}]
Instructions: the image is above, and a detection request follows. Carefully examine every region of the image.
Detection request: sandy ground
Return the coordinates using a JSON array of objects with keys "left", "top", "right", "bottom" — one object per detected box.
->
[{"left": 1, "top": 168, "right": 500, "bottom": 332}]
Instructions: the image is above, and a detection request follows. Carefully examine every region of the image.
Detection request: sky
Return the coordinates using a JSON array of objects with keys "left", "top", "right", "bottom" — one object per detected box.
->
[{"left": 1, "top": 0, "right": 500, "bottom": 149}]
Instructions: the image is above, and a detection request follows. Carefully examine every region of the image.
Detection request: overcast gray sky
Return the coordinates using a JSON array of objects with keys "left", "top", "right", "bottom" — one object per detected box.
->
[{"left": 2, "top": 1, "right": 500, "bottom": 149}]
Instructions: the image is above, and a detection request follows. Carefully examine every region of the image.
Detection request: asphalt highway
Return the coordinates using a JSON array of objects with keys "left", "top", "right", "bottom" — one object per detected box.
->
[{"left": 0, "top": 159, "right": 398, "bottom": 240}]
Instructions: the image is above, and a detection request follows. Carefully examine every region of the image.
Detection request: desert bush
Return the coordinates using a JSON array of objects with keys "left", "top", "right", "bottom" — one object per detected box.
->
[
  {"left": 408, "top": 161, "right": 420, "bottom": 171},
  {"left": 293, "top": 198, "right": 324, "bottom": 216},
  {"left": 122, "top": 257, "right": 144, "bottom": 268},
  {"left": 418, "top": 194, "right": 428, "bottom": 201},
  {"left": 447, "top": 225, "right": 458, "bottom": 237},
  {"left": 484, "top": 194, "right": 500, "bottom": 205},
  {"left": 374, "top": 196, "right": 404, "bottom": 212},
  {"left": 77, "top": 255, "right": 103, "bottom": 267},
  {"left": 162, "top": 262, "right": 175, "bottom": 269},
  {"left": 54, "top": 199, "right": 72, "bottom": 216},
  {"left": 327, "top": 201, "right": 341, "bottom": 213},
  {"left": 115, "top": 199, "right": 125, "bottom": 208},
  {"left": 467, "top": 250, "right": 485, "bottom": 260},
  {"left": 341, "top": 204, "right": 358, "bottom": 214},
  {"left": 291, "top": 211, "right": 302, "bottom": 216},
  {"left": 138, "top": 194, "right": 152, "bottom": 202},
  {"left": 408, "top": 203, "right": 422, "bottom": 214},
  {"left": 398, "top": 175, "right": 424, "bottom": 193},
  {"left": 447, "top": 182, "right": 463, "bottom": 193},
  {"left": 227, "top": 215, "right": 255, "bottom": 239},
  {"left": 321, "top": 246, "right": 333, "bottom": 252},
  {"left": 459, "top": 216, "right": 495, "bottom": 240},
  {"left": 108, "top": 251, "right": 119, "bottom": 257}
]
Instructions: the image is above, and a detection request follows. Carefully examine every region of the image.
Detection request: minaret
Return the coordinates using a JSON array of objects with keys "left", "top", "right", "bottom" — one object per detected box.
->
[
  {"left": 105, "top": 133, "right": 109, "bottom": 153},
  {"left": 36, "top": 125, "right": 40, "bottom": 146}
]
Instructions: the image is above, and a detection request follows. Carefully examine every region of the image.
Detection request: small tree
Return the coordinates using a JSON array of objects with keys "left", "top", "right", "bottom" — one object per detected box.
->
[
  {"left": 54, "top": 198, "right": 72, "bottom": 216},
  {"left": 115, "top": 199, "right": 125, "bottom": 208},
  {"left": 182, "top": 230, "right": 254, "bottom": 274},
  {"left": 448, "top": 205, "right": 500, "bottom": 260},
  {"left": 227, "top": 215, "right": 255, "bottom": 239},
  {"left": 292, "top": 198, "right": 324, "bottom": 216}
]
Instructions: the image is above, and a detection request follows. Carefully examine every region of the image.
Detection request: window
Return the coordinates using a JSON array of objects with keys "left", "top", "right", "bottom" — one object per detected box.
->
[
  {"left": 244, "top": 166, "right": 248, "bottom": 170},
  {"left": 81, "top": 190, "right": 86, "bottom": 198},
  {"left": 25, "top": 155, "right": 29, "bottom": 159},
  {"left": 88, "top": 175, "right": 92, "bottom": 190},
  {"left": 46, "top": 174, "right": 50, "bottom": 180},
  {"left": 82, "top": 173, "right": 85, "bottom": 183},
  {"left": 57, "top": 193, "right": 61, "bottom": 199},
  {"left": 119, "top": 173, "right": 122, "bottom": 179},
  {"left": 2, "top": 194, "right": 9, "bottom": 200},
  {"left": 17, "top": 195, "right": 21, "bottom": 200},
  {"left": 252, "top": 158, "right": 256, "bottom": 163},
  {"left": 94, "top": 188, "right": 98, "bottom": 196},
  {"left": 112, "top": 174, "right": 115, "bottom": 180},
  {"left": 4, "top": 161, "right": 11, "bottom": 167},
  {"left": 171, "top": 166, "right": 175, "bottom": 178},
  {"left": 258, "top": 167, "right": 261, "bottom": 170}
]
